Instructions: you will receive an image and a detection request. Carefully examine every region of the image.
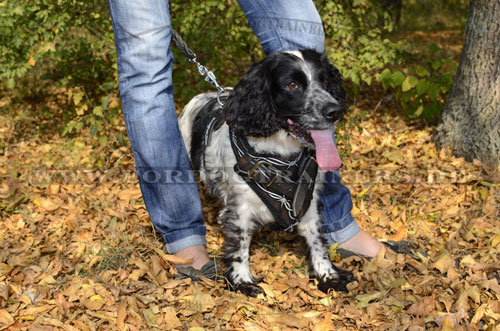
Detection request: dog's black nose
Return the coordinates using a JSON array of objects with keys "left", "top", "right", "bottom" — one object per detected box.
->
[{"left": 322, "top": 103, "right": 344, "bottom": 123}]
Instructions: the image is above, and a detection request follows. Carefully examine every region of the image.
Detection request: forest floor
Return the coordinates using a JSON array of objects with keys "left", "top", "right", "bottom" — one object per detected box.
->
[{"left": 0, "top": 29, "right": 499, "bottom": 330}]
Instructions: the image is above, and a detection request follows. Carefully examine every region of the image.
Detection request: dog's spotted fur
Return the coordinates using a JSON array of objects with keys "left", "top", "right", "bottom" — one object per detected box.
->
[{"left": 179, "top": 50, "right": 355, "bottom": 296}]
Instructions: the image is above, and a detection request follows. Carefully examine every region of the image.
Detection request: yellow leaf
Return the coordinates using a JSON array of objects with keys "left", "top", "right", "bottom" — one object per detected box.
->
[
  {"left": 414, "top": 105, "right": 424, "bottom": 117},
  {"left": 328, "top": 243, "right": 339, "bottom": 261},
  {"left": 74, "top": 140, "right": 85, "bottom": 148},
  {"left": 478, "top": 187, "right": 489, "bottom": 201},
  {"left": 49, "top": 184, "right": 60, "bottom": 194},
  {"left": 76, "top": 105, "right": 87, "bottom": 116},
  {"left": 39, "top": 275, "right": 56, "bottom": 285},
  {"left": 17, "top": 315, "right": 36, "bottom": 321},
  {"left": 318, "top": 297, "right": 332, "bottom": 307},
  {"left": 470, "top": 304, "right": 488, "bottom": 325},
  {"left": 492, "top": 233, "right": 500, "bottom": 248},
  {"left": 357, "top": 186, "right": 370, "bottom": 198},
  {"left": 442, "top": 316, "right": 455, "bottom": 328},
  {"left": 28, "top": 55, "right": 36, "bottom": 67},
  {"left": 73, "top": 91, "right": 84, "bottom": 105},
  {"left": 33, "top": 197, "right": 59, "bottom": 211},
  {"left": 0, "top": 309, "right": 14, "bottom": 327},
  {"left": 89, "top": 294, "right": 104, "bottom": 302}
]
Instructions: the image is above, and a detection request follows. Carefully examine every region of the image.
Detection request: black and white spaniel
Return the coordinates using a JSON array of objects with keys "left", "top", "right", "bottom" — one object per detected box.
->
[{"left": 178, "top": 49, "right": 355, "bottom": 296}]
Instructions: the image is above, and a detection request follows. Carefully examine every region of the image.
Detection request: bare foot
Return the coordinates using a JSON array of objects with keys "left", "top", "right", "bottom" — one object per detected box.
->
[
  {"left": 338, "top": 230, "right": 383, "bottom": 258},
  {"left": 174, "top": 245, "right": 210, "bottom": 270}
]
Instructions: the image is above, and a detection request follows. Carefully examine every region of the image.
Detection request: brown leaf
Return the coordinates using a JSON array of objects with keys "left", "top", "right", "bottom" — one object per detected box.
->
[
  {"left": 117, "top": 188, "right": 142, "bottom": 202},
  {"left": 430, "top": 251, "right": 454, "bottom": 274},
  {"left": 161, "top": 254, "right": 193, "bottom": 265},
  {"left": 455, "top": 286, "right": 481, "bottom": 312},
  {"left": 117, "top": 299, "right": 127, "bottom": 330},
  {"left": 163, "top": 306, "right": 182, "bottom": 330},
  {"left": 312, "top": 313, "right": 335, "bottom": 331},
  {"left": 406, "top": 292, "right": 436, "bottom": 316},
  {"left": 82, "top": 298, "right": 105, "bottom": 311}
]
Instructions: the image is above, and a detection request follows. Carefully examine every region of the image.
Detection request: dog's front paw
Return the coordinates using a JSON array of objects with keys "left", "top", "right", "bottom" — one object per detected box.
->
[
  {"left": 232, "top": 282, "right": 262, "bottom": 297},
  {"left": 317, "top": 268, "right": 356, "bottom": 294}
]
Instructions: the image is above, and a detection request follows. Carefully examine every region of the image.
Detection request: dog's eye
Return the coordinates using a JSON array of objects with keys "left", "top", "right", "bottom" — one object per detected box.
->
[
  {"left": 286, "top": 81, "right": 299, "bottom": 90},
  {"left": 323, "top": 78, "right": 328, "bottom": 88}
]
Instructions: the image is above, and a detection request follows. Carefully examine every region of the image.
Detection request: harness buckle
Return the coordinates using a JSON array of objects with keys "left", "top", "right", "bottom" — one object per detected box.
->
[{"left": 247, "top": 161, "right": 278, "bottom": 187}]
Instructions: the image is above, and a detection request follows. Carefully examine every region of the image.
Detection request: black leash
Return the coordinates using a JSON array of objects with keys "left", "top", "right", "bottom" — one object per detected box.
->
[{"left": 171, "top": 29, "right": 232, "bottom": 105}]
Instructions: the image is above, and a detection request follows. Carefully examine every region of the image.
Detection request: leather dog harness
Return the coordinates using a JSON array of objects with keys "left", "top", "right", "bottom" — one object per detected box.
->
[
  {"left": 229, "top": 131, "right": 318, "bottom": 232},
  {"left": 201, "top": 104, "right": 318, "bottom": 232}
]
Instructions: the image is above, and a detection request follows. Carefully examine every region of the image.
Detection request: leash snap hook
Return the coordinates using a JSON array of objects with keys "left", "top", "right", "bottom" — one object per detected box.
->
[{"left": 217, "top": 87, "right": 233, "bottom": 106}]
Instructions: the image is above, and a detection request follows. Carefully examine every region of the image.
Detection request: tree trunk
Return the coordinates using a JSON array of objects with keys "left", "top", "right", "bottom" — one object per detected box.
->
[{"left": 432, "top": 0, "right": 500, "bottom": 166}]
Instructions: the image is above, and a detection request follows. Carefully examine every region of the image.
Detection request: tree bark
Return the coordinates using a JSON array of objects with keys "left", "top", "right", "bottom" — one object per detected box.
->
[{"left": 432, "top": 0, "right": 500, "bottom": 166}]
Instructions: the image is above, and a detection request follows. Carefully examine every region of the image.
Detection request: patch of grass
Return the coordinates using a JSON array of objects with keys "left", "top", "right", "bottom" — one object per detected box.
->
[
  {"left": 256, "top": 237, "right": 279, "bottom": 256},
  {"left": 92, "top": 245, "right": 132, "bottom": 273}
]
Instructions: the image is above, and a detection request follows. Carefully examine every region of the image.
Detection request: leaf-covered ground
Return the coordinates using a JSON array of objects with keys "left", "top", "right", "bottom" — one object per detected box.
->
[
  {"left": 1, "top": 26, "right": 499, "bottom": 330},
  {"left": 1, "top": 89, "right": 499, "bottom": 330}
]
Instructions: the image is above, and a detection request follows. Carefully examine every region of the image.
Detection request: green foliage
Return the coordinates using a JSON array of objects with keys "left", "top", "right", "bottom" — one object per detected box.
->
[
  {"left": 318, "top": 0, "right": 402, "bottom": 90},
  {"left": 169, "top": 1, "right": 261, "bottom": 103},
  {"left": 170, "top": 0, "right": 402, "bottom": 100},
  {"left": 400, "top": 0, "right": 469, "bottom": 31},
  {"left": 0, "top": 0, "right": 122, "bottom": 158},
  {"left": 379, "top": 44, "right": 456, "bottom": 119}
]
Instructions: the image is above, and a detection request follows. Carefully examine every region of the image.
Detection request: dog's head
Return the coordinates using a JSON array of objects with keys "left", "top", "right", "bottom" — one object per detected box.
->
[{"left": 224, "top": 49, "right": 347, "bottom": 171}]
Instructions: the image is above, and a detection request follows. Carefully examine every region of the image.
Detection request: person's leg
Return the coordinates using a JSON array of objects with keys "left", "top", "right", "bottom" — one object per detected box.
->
[
  {"left": 237, "top": 0, "right": 325, "bottom": 54},
  {"left": 321, "top": 171, "right": 382, "bottom": 257},
  {"left": 238, "top": 0, "right": 382, "bottom": 257},
  {"left": 108, "top": 0, "right": 209, "bottom": 267}
]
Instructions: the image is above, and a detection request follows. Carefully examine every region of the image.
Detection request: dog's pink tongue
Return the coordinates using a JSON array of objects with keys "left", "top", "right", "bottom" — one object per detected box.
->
[{"left": 309, "top": 129, "right": 341, "bottom": 172}]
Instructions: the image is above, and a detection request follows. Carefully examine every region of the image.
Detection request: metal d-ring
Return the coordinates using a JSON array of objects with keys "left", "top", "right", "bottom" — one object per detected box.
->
[{"left": 217, "top": 87, "right": 234, "bottom": 106}]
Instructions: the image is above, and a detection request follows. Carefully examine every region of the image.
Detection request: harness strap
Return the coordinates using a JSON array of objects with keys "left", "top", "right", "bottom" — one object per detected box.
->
[{"left": 229, "top": 130, "right": 318, "bottom": 232}]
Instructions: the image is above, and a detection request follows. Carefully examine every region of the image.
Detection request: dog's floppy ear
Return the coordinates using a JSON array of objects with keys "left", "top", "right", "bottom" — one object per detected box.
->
[
  {"left": 223, "top": 57, "right": 281, "bottom": 137},
  {"left": 322, "top": 55, "right": 346, "bottom": 107}
]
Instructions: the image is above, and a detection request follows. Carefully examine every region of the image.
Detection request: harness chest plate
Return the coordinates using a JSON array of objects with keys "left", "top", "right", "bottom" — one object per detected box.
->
[{"left": 229, "top": 130, "right": 318, "bottom": 232}]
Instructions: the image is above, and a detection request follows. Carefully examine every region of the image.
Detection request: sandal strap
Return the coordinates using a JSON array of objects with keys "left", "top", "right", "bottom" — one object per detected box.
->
[{"left": 174, "top": 260, "right": 223, "bottom": 281}]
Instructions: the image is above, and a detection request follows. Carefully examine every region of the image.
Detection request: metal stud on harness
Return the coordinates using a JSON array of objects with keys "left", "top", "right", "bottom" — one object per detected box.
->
[{"left": 171, "top": 29, "right": 232, "bottom": 105}]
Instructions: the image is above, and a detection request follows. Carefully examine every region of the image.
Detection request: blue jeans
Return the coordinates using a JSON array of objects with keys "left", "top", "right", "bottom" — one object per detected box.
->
[{"left": 108, "top": 0, "right": 360, "bottom": 253}]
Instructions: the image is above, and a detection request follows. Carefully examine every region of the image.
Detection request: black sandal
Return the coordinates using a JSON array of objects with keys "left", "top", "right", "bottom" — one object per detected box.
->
[{"left": 173, "top": 260, "right": 224, "bottom": 281}]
